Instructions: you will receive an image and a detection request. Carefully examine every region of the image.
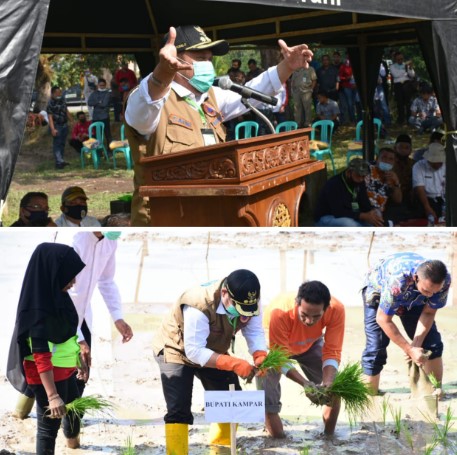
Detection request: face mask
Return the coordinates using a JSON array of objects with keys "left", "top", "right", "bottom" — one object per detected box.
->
[
  {"left": 121, "top": 84, "right": 129, "bottom": 90},
  {"left": 102, "top": 231, "right": 122, "bottom": 241},
  {"left": 98, "top": 88, "right": 107, "bottom": 92},
  {"left": 188, "top": 61, "right": 215, "bottom": 93},
  {"left": 54, "top": 96, "right": 62, "bottom": 100},
  {"left": 26, "top": 210, "right": 49, "bottom": 224},
  {"left": 225, "top": 303, "right": 240, "bottom": 318},
  {"left": 378, "top": 161, "right": 393, "bottom": 172},
  {"left": 64, "top": 205, "right": 87, "bottom": 220}
]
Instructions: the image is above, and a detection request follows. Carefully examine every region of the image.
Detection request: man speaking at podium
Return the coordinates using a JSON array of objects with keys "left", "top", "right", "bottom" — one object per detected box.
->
[{"left": 125, "top": 25, "right": 314, "bottom": 226}]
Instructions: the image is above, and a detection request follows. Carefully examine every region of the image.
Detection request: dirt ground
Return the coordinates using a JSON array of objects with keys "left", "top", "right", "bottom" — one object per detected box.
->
[
  {"left": 1, "top": 305, "right": 456, "bottom": 455},
  {"left": 1, "top": 232, "right": 456, "bottom": 454},
  {"left": 10, "top": 124, "right": 133, "bottom": 197}
]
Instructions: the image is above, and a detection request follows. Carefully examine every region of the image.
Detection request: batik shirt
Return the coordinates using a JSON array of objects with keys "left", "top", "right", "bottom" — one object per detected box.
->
[
  {"left": 365, "top": 164, "right": 391, "bottom": 211},
  {"left": 410, "top": 96, "right": 440, "bottom": 118},
  {"left": 46, "top": 98, "right": 68, "bottom": 126},
  {"left": 364, "top": 252, "right": 450, "bottom": 316}
]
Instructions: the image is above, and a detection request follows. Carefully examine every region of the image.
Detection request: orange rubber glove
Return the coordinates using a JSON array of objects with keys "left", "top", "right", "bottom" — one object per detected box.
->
[
  {"left": 252, "top": 350, "right": 268, "bottom": 368},
  {"left": 216, "top": 354, "right": 254, "bottom": 378}
]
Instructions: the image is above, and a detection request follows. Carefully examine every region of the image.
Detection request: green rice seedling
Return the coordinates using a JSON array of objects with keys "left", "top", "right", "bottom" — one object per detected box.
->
[
  {"left": 389, "top": 404, "right": 402, "bottom": 437},
  {"left": 121, "top": 436, "right": 136, "bottom": 455},
  {"left": 65, "top": 395, "right": 115, "bottom": 421},
  {"left": 304, "top": 362, "right": 372, "bottom": 423},
  {"left": 427, "top": 372, "right": 441, "bottom": 389},
  {"left": 301, "top": 446, "right": 310, "bottom": 455},
  {"left": 381, "top": 395, "right": 390, "bottom": 425},
  {"left": 258, "top": 345, "right": 296, "bottom": 373},
  {"left": 402, "top": 422, "right": 414, "bottom": 451},
  {"left": 433, "top": 406, "right": 454, "bottom": 447},
  {"left": 423, "top": 440, "right": 437, "bottom": 455}
]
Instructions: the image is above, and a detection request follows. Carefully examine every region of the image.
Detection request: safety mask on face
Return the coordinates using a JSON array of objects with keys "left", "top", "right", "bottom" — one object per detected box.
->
[
  {"left": 64, "top": 205, "right": 87, "bottom": 220},
  {"left": 102, "top": 231, "right": 122, "bottom": 241},
  {"left": 185, "top": 61, "right": 215, "bottom": 93},
  {"left": 225, "top": 303, "right": 240, "bottom": 318},
  {"left": 26, "top": 210, "right": 49, "bottom": 224},
  {"left": 378, "top": 161, "right": 393, "bottom": 172},
  {"left": 98, "top": 88, "right": 107, "bottom": 92},
  {"left": 121, "top": 84, "right": 129, "bottom": 90},
  {"left": 54, "top": 96, "right": 62, "bottom": 100}
]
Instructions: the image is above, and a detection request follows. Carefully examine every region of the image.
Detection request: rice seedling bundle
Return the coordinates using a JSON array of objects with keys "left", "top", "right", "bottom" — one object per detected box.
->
[
  {"left": 304, "top": 362, "right": 372, "bottom": 421},
  {"left": 257, "top": 345, "right": 296, "bottom": 373},
  {"left": 65, "top": 395, "right": 115, "bottom": 421}
]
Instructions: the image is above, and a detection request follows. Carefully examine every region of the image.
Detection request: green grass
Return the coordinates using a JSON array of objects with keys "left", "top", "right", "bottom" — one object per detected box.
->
[
  {"left": 65, "top": 395, "right": 115, "bottom": 421},
  {"left": 2, "top": 117, "right": 430, "bottom": 226},
  {"left": 381, "top": 395, "right": 390, "bottom": 425},
  {"left": 389, "top": 404, "right": 402, "bottom": 437},
  {"left": 121, "top": 436, "right": 136, "bottom": 455}
]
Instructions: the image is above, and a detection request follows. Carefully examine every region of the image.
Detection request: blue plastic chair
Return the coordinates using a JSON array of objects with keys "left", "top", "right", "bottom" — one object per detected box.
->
[
  {"left": 80, "top": 122, "right": 109, "bottom": 169},
  {"left": 111, "top": 124, "right": 132, "bottom": 170},
  {"left": 235, "top": 121, "right": 259, "bottom": 140},
  {"left": 346, "top": 118, "right": 382, "bottom": 165},
  {"left": 310, "top": 120, "right": 336, "bottom": 175},
  {"left": 275, "top": 121, "right": 298, "bottom": 133}
]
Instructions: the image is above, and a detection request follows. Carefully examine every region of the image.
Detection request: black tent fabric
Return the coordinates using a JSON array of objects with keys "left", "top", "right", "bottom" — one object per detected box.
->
[
  {"left": 0, "top": 0, "right": 50, "bottom": 223},
  {"left": 1, "top": 0, "right": 457, "bottom": 224}
]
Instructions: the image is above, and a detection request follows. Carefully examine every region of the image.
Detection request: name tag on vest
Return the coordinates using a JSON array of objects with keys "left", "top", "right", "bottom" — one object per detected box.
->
[
  {"left": 169, "top": 114, "right": 193, "bottom": 130},
  {"left": 201, "top": 128, "right": 217, "bottom": 146}
]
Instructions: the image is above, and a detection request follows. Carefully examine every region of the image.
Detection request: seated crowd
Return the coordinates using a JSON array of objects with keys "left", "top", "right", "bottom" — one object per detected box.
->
[
  {"left": 314, "top": 131, "right": 446, "bottom": 227},
  {"left": 9, "top": 187, "right": 131, "bottom": 228}
]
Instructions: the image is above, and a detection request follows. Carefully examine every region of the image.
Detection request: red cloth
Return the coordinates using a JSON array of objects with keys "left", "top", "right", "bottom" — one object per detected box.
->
[
  {"left": 115, "top": 68, "right": 138, "bottom": 92},
  {"left": 338, "top": 64, "right": 355, "bottom": 89},
  {"left": 71, "top": 121, "right": 90, "bottom": 140},
  {"left": 23, "top": 353, "right": 76, "bottom": 385}
]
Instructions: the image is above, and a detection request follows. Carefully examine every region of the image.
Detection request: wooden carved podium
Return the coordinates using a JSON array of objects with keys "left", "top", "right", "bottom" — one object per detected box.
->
[{"left": 139, "top": 129, "right": 325, "bottom": 226}]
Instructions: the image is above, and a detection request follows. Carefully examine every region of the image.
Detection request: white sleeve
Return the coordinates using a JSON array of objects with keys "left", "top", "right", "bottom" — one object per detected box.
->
[
  {"left": 412, "top": 161, "right": 426, "bottom": 188},
  {"left": 97, "top": 245, "right": 124, "bottom": 322},
  {"left": 124, "top": 73, "right": 169, "bottom": 136},
  {"left": 240, "top": 306, "right": 267, "bottom": 355},
  {"left": 183, "top": 305, "right": 215, "bottom": 367},
  {"left": 216, "top": 66, "right": 283, "bottom": 122}
]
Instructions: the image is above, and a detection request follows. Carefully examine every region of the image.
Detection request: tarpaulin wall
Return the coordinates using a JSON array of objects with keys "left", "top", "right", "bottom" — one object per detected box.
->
[
  {"left": 416, "top": 20, "right": 457, "bottom": 225},
  {"left": 0, "top": 0, "right": 50, "bottom": 223}
]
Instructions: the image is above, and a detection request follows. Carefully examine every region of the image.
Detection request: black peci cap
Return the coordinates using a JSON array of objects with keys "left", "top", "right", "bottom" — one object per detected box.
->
[{"left": 224, "top": 269, "right": 260, "bottom": 317}]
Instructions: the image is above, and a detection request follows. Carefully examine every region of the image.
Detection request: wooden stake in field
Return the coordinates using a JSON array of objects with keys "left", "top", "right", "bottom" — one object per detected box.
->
[{"left": 229, "top": 384, "right": 236, "bottom": 455}]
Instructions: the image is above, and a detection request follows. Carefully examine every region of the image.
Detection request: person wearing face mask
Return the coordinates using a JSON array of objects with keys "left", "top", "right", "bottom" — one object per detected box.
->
[
  {"left": 7, "top": 243, "right": 87, "bottom": 454},
  {"left": 152, "top": 269, "right": 267, "bottom": 453},
  {"left": 412, "top": 142, "right": 446, "bottom": 222},
  {"left": 83, "top": 69, "right": 98, "bottom": 119},
  {"left": 392, "top": 133, "right": 414, "bottom": 203},
  {"left": 365, "top": 148, "right": 402, "bottom": 225},
  {"left": 55, "top": 186, "right": 101, "bottom": 227},
  {"left": 257, "top": 281, "right": 344, "bottom": 438},
  {"left": 362, "top": 252, "right": 451, "bottom": 395},
  {"left": 69, "top": 111, "right": 91, "bottom": 154},
  {"left": 88, "top": 78, "right": 112, "bottom": 146},
  {"left": 125, "top": 25, "right": 314, "bottom": 226},
  {"left": 314, "top": 158, "right": 383, "bottom": 227},
  {"left": 47, "top": 86, "right": 74, "bottom": 169},
  {"left": 10, "top": 192, "right": 56, "bottom": 227}
]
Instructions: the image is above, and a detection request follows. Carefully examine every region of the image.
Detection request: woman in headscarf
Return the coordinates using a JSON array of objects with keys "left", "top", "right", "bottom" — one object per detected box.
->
[{"left": 7, "top": 243, "right": 86, "bottom": 455}]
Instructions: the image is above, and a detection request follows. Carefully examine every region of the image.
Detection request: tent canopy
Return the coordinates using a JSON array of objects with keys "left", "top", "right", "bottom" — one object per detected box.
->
[{"left": 1, "top": 0, "right": 456, "bottom": 224}]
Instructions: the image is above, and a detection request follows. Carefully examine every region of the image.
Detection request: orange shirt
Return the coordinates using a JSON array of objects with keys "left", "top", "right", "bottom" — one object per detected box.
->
[{"left": 263, "top": 292, "right": 345, "bottom": 363}]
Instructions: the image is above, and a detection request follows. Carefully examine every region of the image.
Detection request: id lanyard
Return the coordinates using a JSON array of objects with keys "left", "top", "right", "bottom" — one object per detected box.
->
[
  {"left": 341, "top": 173, "right": 359, "bottom": 211},
  {"left": 183, "top": 96, "right": 217, "bottom": 146}
]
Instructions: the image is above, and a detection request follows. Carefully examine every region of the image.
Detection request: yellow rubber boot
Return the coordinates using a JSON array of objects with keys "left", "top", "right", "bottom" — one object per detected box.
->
[
  {"left": 13, "top": 394, "right": 35, "bottom": 420},
  {"left": 165, "top": 423, "right": 188, "bottom": 455},
  {"left": 208, "top": 422, "right": 233, "bottom": 446}
]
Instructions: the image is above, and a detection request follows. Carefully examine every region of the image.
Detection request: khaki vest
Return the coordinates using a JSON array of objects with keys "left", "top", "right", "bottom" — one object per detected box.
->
[
  {"left": 125, "top": 87, "right": 227, "bottom": 226},
  {"left": 152, "top": 280, "right": 247, "bottom": 366}
]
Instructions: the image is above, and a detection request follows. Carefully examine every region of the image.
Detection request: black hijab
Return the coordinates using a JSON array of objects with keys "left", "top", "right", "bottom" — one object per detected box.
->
[{"left": 7, "top": 242, "right": 85, "bottom": 392}]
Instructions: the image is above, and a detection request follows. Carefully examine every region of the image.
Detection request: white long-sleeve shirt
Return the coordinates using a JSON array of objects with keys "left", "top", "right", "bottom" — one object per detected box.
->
[
  {"left": 182, "top": 301, "right": 267, "bottom": 367},
  {"left": 68, "top": 232, "right": 123, "bottom": 341},
  {"left": 389, "top": 62, "right": 415, "bottom": 84},
  {"left": 125, "top": 66, "right": 282, "bottom": 137}
]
